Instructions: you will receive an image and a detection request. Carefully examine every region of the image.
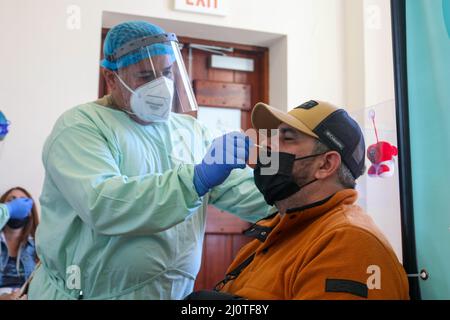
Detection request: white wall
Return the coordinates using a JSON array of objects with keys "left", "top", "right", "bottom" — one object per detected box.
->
[
  {"left": 0, "top": 0, "right": 402, "bottom": 258},
  {"left": 344, "top": 0, "right": 403, "bottom": 259}
]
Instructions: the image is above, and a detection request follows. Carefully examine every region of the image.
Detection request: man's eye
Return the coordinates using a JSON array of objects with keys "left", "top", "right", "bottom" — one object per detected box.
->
[
  {"left": 162, "top": 70, "right": 173, "bottom": 77},
  {"left": 142, "top": 75, "right": 156, "bottom": 81}
]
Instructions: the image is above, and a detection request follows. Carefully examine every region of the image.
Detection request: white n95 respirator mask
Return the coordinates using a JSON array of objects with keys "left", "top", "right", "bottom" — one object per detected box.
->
[{"left": 115, "top": 74, "right": 175, "bottom": 123}]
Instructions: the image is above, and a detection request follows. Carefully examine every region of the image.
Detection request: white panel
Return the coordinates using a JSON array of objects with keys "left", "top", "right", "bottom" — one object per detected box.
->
[
  {"left": 197, "top": 106, "right": 241, "bottom": 138},
  {"left": 210, "top": 55, "right": 255, "bottom": 72}
]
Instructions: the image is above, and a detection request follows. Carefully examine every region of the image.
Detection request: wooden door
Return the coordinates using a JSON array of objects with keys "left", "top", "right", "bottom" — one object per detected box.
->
[
  {"left": 99, "top": 31, "right": 269, "bottom": 291},
  {"left": 178, "top": 37, "right": 269, "bottom": 291}
]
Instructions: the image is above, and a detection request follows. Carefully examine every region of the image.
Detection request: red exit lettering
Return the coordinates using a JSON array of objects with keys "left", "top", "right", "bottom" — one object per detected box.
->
[{"left": 186, "top": 0, "right": 218, "bottom": 9}]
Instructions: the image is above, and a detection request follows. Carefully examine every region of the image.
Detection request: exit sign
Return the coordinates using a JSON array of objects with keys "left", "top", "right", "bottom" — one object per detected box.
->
[{"left": 174, "top": 0, "right": 227, "bottom": 16}]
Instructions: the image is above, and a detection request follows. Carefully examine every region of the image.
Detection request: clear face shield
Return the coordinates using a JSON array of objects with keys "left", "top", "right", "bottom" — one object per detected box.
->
[{"left": 108, "top": 33, "right": 197, "bottom": 122}]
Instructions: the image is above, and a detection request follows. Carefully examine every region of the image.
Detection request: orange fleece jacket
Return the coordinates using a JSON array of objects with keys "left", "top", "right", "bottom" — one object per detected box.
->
[{"left": 220, "top": 189, "right": 409, "bottom": 300}]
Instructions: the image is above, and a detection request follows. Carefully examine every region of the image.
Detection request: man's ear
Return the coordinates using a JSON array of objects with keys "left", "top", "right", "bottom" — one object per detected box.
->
[
  {"left": 102, "top": 68, "right": 117, "bottom": 91},
  {"left": 314, "top": 151, "right": 341, "bottom": 180}
]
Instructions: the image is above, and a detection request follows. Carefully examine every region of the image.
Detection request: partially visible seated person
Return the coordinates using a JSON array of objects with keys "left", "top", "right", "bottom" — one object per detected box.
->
[
  {"left": 0, "top": 187, "right": 39, "bottom": 299},
  {"left": 216, "top": 100, "right": 409, "bottom": 300}
]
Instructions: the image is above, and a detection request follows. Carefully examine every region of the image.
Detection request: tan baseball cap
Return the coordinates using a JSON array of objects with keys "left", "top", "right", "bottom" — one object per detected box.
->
[{"left": 251, "top": 100, "right": 366, "bottom": 179}]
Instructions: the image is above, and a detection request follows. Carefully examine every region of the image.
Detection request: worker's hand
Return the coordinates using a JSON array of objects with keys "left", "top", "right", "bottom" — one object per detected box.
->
[
  {"left": 194, "top": 132, "right": 252, "bottom": 196},
  {"left": 6, "top": 198, "right": 33, "bottom": 220}
]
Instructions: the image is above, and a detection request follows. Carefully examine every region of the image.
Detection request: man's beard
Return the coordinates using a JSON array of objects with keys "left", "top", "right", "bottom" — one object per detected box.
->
[{"left": 293, "top": 160, "right": 315, "bottom": 188}]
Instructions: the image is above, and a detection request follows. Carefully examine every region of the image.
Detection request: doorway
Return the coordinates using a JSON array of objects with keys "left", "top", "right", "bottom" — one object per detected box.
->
[{"left": 178, "top": 37, "right": 269, "bottom": 290}]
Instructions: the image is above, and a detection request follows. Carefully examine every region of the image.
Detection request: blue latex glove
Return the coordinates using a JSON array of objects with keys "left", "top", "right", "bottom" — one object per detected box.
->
[
  {"left": 194, "top": 132, "right": 252, "bottom": 196},
  {"left": 6, "top": 198, "right": 33, "bottom": 220},
  {"left": 0, "top": 110, "right": 9, "bottom": 141}
]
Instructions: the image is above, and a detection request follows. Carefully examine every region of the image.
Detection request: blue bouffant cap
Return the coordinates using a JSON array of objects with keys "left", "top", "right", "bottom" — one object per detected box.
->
[{"left": 101, "top": 21, "right": 174, "bottom": 71}]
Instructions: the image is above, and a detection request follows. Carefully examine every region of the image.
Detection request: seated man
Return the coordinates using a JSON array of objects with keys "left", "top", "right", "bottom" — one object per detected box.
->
[{"left": 216, "top": 100, "right": 409, "bottom": 300}]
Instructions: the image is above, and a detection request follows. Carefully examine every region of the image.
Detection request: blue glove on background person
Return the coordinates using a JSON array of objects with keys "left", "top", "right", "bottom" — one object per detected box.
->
[
  {"left": 194, "top": 132, "right": 252, "bottom": 196},
  {"left": 0, "top": 110, "right": 10, "bottom": 141},
  {"left": 6, "top": 198, "right": 33, "bottom": 220}
]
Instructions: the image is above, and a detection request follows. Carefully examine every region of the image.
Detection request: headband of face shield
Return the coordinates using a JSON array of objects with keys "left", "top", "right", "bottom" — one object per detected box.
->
[
  {"left": 0, "top": 111, "right": 10, "bottom": 141},
  {"left": 104, "top": 33, "right": 198, "bottom": 122}
]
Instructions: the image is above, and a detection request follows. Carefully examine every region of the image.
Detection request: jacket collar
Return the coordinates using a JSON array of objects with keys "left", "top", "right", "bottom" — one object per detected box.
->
[
  {"left": 245, "top": 189, "right": 358, "bottom": 244},
  {"left": 284, "top": 189, "right": 358, "bottom": 221},
  {"left": 285, "top": 194, "right": 334, "bottom": 214},
  {"left": 0, "top": 232, "right": 34, "bottom": 248},
  {"left": 275, "top": 189, "right": 358, "bottom": 233}
]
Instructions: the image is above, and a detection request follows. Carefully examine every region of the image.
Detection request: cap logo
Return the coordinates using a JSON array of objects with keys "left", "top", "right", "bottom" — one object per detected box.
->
[
  {"left": 295, "top": 100, "right": 318, "bottom": 110},
  {"left": 323, "top": 129, "right": 345, "bottom": 151}
]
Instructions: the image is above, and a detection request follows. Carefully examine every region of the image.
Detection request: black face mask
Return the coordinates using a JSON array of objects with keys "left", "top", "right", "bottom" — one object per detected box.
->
[
  {"left": 254, "top": 151, "right": 325, "bottom": 205},
  {"left": 6, "top": 217, "right": 29, "bottom": 229}
]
